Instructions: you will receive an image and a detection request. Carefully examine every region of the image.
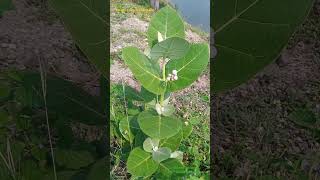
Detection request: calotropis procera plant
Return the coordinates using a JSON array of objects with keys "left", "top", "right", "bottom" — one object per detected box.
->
[{"left": 121, "top": 6, "right": 209, "bottom": 178}]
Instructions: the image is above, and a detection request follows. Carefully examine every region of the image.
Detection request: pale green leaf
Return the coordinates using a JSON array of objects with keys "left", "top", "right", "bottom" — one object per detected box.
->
[
  {"left": 122, "top": 47, "right": 165, "bottom": 95},
  {"left": 159, "top": 159, "right": 185, "bottom": 178},
  {"left": 166, "top": 44, "right": 209, "bottom": 91},
  {"left": 170, "top": 151, "right": 183, "bottom": 161},
  {"left": 162, "top": 104, "right": 175, "bottom": 117},
  {"left": 127, "top": 148, "right": 158, "bottom": 177},
  {"left": 119, "top": 116, "right": 139, "bottom": 143},
  {"left": 138, "top": 111, "right": 182, "bottom": 139},
  {"left": 152, "top": 147, "right": 171, "bottom": 163},
  {"left": 150, "top": 37, "right": 190, "bottom": 60},
  {"left": 160, "top": 130, "right": 183, "bottom": 151},
  {"left": 148, "top": 6, "right": 185, "bottom": 47},
  {"left": 143, "top": 137, "right": 160, "bottom": 153}
]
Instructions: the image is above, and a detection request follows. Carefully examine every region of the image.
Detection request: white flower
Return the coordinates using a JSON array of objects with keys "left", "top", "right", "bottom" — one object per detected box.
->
[
  {"left": 184, "top": 121, "right": 189, "bottom": 126},
  {"left": 153, "top": 146, "right": 158, "bottom": 151},
  {"left": 172, "top": 70, "right": 177, "bottom": 75},
  {"left": 173, "top": 75, "right": 178, "bottom": 80}
]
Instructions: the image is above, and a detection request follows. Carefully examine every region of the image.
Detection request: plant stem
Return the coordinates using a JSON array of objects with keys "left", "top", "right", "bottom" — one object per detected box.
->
[{"left": 160, "top": 60, "right": 167, "bottom": 106}]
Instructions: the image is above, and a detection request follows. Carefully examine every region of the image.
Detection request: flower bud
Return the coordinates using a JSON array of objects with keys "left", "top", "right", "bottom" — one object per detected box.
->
[
  {"left": 172, "top": 70, "right": 177, "bottom": 75},
  {"left": 173, "top": 75, "right": 178, "bottom": 80}
]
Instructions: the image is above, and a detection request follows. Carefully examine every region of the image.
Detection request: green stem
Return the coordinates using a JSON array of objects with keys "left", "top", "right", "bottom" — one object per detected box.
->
[{"left": 160, "top": 60, "right": 167, "bottom": 106}]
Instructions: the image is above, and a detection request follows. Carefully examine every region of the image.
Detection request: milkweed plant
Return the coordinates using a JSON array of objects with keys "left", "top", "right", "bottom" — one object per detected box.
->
[{"left": 121, "top": 6, "right": 209, "bottom": 178}]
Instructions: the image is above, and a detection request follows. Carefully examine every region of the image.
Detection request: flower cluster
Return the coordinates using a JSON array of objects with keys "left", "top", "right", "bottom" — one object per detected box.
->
[{"left": 166, "top": 69, "right": 178, "bottom": 81}]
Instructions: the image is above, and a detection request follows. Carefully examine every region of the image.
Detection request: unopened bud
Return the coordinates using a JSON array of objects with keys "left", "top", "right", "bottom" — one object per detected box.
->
[
  {"left": 172, "top": 70, "right": 177, "bottom": 75},
  {"left": 173, "top": 75, "right": 178, "bottom": 80}
]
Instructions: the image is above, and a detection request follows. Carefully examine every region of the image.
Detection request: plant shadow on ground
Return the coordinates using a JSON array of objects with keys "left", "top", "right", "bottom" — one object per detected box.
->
[{"left": 212, "top": 2, "right": 320, "bottom": 179}]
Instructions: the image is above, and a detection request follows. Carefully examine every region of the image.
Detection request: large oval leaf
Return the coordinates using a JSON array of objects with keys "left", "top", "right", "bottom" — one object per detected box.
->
[
  {"left": 166, "top": 44, "right": 209, "bottom": 91},
  {"left": 150, "top": 37, "right": 190, "bottom": 60},
  {"left": 152, "top": 147, "right": 171, "bottom": 163},
  {"left": 159, "top": 130, "right": 183, "bottom": 151},
  {"left": 138, "top": 111, "right": 182, "bottom": 139},
  {"left": 119, "top": 116, "right": 139, "bottom": 143},
  {"left": 159, "top": 159, "right": 185, "bottom": 178},
  {"left": 212, "top": 0, "right": 314, "bottom": 92},
  {"left": 49, "top": 0, "right": 107, "bottom": 77},
  {"left": 143, "top": 137, "right": 160, "bottom": 153},
  {"left": 122, "top": 47, "right": 165, "bottom": 95},
  {"left": 147, "top": 6, "right": 185, "bottom": 47},
  {"left": 127, "top": 148, "right": 159, "bottom": 177}
]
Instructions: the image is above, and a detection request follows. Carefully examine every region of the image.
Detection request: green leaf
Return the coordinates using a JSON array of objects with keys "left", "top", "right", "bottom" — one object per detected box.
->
[
  {"left": 147, "top": 6, "right": 185, "bottom": 47},
  {"left": 0, "top": 0, "right": 14, "bottom": 16},
  {"left": 182, "top": 121, "right": 193, "bottom": 138},
  {"left": 162, "top": 104, "right": 175, "bottom": 117},
  {"left": 166, "top": 44, "right": 209, "bottom": 91},
  {"left": 152, "top": 147, "right": 171, "bottom": 163},
  {"left": 87, "top": 156, "right": 107, "bottom": 180},
  {"left": 122, "top": 47, "right": 165, "bottom": 95},
  {"left": 212, "top": 0, "right": 314, "bottom": 92},
  {"left": 160, "top": 130, "right": 183, "bottom": 151},
  {"left": 55, "top": 149, "right": 95, "bottom": 169},
  {"left": 170, "top": 151, "right": 183, "bottom": 161},
  {"left": 138, "top": 111, "right": 182, "bottom": 139},
  {"left": 289, "top": 109, "right": 317, "bottom": 129},
  {"left": 159, "top": 159, "right": 185, "bottom": 178},
  {"left": 143, "top": 137, "right": 160, "bottom": 153},
  {"left": 119, "top": 116, "right": 139, "bottom": 143},
  {"left": 134, "top": 131, "right": 148, "bottom": 147},
  {"left": 127, "top": 147, "right": 158, "bottom": 177},
  {"left": 49, "top": 0, "right": 107, "bottom": 77},
  {"left": 150, "top": 37, "right": 190, "bottom": 60}
]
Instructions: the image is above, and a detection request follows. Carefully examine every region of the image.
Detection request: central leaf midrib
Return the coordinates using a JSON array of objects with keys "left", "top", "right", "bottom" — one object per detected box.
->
[
  {"left": 177, "top": 46, "right": 206, "bottom": 73},
  {"left": 125, "top": 52, "right": 162, "bottom": 81},
  {"left": 79, "top": 0, "right": 106, "bottom": 24},
  {"left": 215, "top": 0, "right": 260, "bottom": 34}
]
